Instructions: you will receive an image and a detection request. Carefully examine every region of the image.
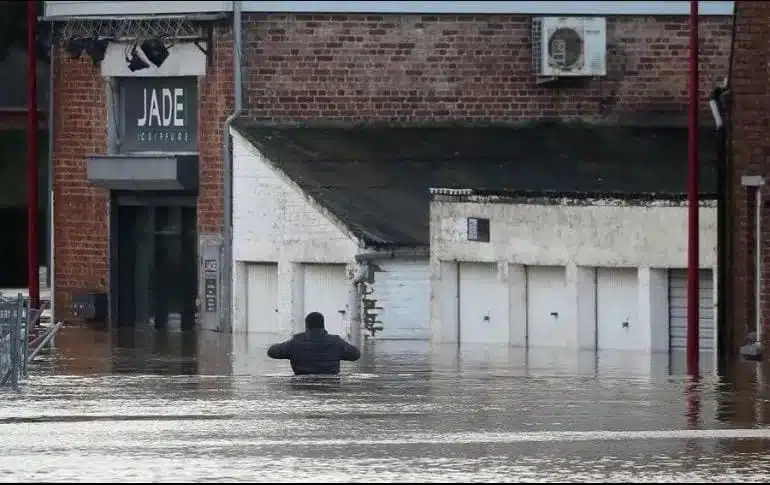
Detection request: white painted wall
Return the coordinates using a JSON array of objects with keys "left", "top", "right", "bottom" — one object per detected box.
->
[
  {"left": 232, "top": 130, "right": 432, "bottom": 342},
  {"left": 430, "top": 198, "right": 718, "bottom": 353},
  {"left": 232, "top": 129, "right": 359, "bottom": 336},
  {"left": 431, "top": 200, "right": 717, "bottom": 268},
  {"left": 101, "top": 43, "right": 208, "bottom": 78},
  {"left": 232, "top": 130, "right": 359, "bottom": 266}
]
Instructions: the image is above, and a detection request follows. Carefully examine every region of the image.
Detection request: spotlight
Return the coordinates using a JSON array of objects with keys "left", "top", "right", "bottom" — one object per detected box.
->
[
  {"left": 65, "top": 37, "right": 87, "bottom": 59},
  {"left": 126, "top": 45, "right": 149, "bottom": 72},
  {"left": 140, "top": 38, "right": 169, "bottom": 68},
  {"left": 85, "top": 37, "right": 110, "bottom": 66}
]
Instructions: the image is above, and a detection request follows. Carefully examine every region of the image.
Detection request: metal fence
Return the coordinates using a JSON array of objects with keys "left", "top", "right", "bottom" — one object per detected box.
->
[{"left": 0, "top": 294, "right": 29, "bottom": 388}]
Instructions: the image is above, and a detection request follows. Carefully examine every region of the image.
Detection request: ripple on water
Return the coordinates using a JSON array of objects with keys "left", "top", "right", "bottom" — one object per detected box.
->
[{"left": 0, "top": 328, "right": 768, "bottom": 481}]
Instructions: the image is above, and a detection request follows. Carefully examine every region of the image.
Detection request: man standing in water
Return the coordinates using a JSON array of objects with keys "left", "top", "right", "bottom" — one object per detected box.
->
[{"left": 267, "top": 312, "right": 361, "bottom": 375}]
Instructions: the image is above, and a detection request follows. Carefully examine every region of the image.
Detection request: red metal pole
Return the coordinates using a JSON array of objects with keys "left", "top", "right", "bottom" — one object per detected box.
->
[
  {"left": 27, "top": 0, "right": 40, "bottom": 311},
  {"left": 687, "top": 0, "right": 700, "bottom": 377}
]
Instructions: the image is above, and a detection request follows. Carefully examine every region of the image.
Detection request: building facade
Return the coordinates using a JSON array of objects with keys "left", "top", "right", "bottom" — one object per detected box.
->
[
  {"left": 729, "top": 1, "right": 770, "bottom": 354},
  {"left": 43, "top": 1, "right": 733, "bottom": 346},
  {"left": 424, "top": 122, "right": 721, "bottom": 354},
  {"left": 430, "top": 192, "right": 717, "bottom": 352},
  {"left": 45, "top": 6, "right": 233, "bottom": 329},
  {"left": 231, "top": 126, "right": 431, "bottom": 340}
]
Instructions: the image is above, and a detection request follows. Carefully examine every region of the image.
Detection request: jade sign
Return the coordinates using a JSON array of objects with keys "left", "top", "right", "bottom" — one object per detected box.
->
[{"left": 119, "top": 76, "right": 198, "bottom": 153}]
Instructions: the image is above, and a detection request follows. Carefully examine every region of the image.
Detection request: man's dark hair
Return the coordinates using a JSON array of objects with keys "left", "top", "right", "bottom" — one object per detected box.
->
[{"left": 305, "top": 312, "right": 325, "bottom": 329}]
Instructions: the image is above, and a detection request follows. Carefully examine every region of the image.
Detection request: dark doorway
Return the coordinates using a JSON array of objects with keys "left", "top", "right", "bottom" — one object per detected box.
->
[{"left": 112, "top": 195, "right": 197, "bottom": 330}]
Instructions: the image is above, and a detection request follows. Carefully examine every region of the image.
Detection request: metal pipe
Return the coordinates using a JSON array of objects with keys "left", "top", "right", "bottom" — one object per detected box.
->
[
  {"left": 756, "top": 186, "right": 762, "bottom": 346},
  {"left": 27, "top": 1, "right": 40, "bottom": 312},
  {"left": 686, "top": 0, "right": 700, "bottom": 377},
  {"left": 455, "top": 260, "right": 461, "bottom": 345},
  {"left": 39, "top": 13, "right": 228, "bottom": 22},
  {"left": 348, "top": 281, "right": 362, "bottom": 347},
  {"left": 222, "top": 1, "right": 243, "bottom": 333},
  {"left": 724, "top": 2, "right": 737, "bottom": 359},
  {"left": 26, "top": 320, "right": 63, "bottom": 364},
  {"left": 349, "top": 263, "right": 370, "bottom": 346},
  {"left": 740, "top": 175, "right": 765, "bottom": 360},
  {"left": 711, "top": 85, "right": 728, "bottom": 368},
  {"left": 47, "top": 24, "right": 55, "bottom": 325}
]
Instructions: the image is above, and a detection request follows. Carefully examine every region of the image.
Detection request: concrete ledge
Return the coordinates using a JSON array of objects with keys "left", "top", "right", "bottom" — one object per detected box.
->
[{"left": 87, "top": 154, "right": 198, "bottom": 191}]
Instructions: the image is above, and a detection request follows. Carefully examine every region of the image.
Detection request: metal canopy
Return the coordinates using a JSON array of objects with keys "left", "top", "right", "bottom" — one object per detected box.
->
[{"left": 87, "top": 154, "right": 199, "bottom": 191}]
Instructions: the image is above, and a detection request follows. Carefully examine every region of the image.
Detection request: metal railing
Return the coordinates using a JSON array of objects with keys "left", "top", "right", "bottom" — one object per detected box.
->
[
  {"left": 0, "top": 294, "right": 55, "bottom": 389},
  {"left": 0, "top": 294, "right": 28, "bottom": 388}
]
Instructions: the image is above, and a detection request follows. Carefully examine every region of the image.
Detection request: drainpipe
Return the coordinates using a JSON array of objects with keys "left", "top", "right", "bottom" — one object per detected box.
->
[
  {"left": 754, "top": 183, "right": 762, "bottom": 349},
  {"left": 740, "top": 175, "right": 764, "bottom": 361},
  {"left": 221, "top": 0, "right": 243, "bottom": 333},
  {"left": 47, "top": 26, "right": 55, "bottom": 323},
  {"left": 348, "top": 264, "right": 368, "bottom": 348},
  {"left": 709, "top": 83, "right": 728, "bottom": 367},
  {"left": 725, "top": 0, "right": 737, "bottom": 361}
]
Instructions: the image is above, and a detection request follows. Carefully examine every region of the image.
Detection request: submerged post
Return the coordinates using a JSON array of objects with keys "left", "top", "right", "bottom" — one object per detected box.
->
[
  {"left": 27, "top": 0, "right": 40, "bottom": 311},
  {"left": 686, "top": 0, "right": 700, "bottom": 377}
]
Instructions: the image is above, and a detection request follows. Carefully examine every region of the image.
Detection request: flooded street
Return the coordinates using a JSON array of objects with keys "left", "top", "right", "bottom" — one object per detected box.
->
[{"left": 3, "top": 325, "right": 770, "bottom": 482}]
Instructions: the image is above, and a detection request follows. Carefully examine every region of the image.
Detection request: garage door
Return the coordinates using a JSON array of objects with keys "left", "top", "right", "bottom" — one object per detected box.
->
[
  {"left": 246, "top": 263, "right": 279, "bottom": 333},
  {"left": 669, "top": 269, "right": 714, "bottom": 352},
  {"left": 368, "top": 260, "right": 431, "bottom": 339},
  {"left": 459, "top": 262, "right": 508, "bottom": 344},
  {"left": 303, "top": 264, "right": 349, "bottom": 339},
  {"left": 526, "top": 266, "right": 567, "bottom": 348},
  {"left": 597, "top": 268, "right": 641, "bottom": 351}
]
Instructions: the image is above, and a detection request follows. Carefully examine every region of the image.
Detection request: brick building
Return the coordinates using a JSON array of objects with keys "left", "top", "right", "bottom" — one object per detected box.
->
[
  {"left": 729, "top": 0, "right": 770, "bottom": 353},
  {"left": 42, "top": 1, "right": 733, "bottom": 341},
  {"left": 44, "top": 3, "right": 234, "bottom": 329}
]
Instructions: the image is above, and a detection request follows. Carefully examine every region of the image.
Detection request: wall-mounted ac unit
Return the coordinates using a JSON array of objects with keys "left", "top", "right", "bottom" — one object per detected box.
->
[{"left": 532, "top": 16, "right": 607, "bottom": 78}]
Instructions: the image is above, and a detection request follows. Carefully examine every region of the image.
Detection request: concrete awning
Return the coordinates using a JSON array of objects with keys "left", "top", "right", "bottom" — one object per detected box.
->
[{"left": 86, "top": 154, "right": 198, "bottom": 191}]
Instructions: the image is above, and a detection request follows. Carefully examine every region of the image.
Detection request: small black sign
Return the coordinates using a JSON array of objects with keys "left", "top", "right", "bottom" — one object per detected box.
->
[
  {"left": 204, "top": 277, "right": 218, "bottom": 312},
  {"left": 203, "top": 259, "right": 218, "bottom": 275},
  {"left": 467, "top": 217, "right": 490, "bottom": 242}
]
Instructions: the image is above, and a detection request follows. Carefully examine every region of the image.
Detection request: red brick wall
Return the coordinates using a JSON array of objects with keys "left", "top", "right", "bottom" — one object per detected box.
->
[
  {"left": 52, "top": 25, "right": 233, "bottom": 320},
  {"left": 242, "top": 14, "right": 732, "bottom": 123},
  {"left": 730, "top": 1, "right": 770, "bottom": 348},
  {"left": 51, "top": 50, "right": 109, "bottom": 320},
  {"left": 198, "top": 24, "right": 233, "bottom": 235}
]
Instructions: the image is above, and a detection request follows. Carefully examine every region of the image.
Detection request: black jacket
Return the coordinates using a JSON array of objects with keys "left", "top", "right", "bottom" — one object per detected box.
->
[{"left": 267, "top": 328, "right": 361, "bottom": 375}]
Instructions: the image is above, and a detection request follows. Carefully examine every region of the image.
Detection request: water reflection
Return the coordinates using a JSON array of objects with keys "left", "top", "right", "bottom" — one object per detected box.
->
[{"left": 3, "top": 326, "right": 770, "bottom": 481}]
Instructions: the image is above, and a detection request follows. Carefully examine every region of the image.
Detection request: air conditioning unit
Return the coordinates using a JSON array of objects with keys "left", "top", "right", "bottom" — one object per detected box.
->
[{"left": 532, "top": 16, "right": 607, "bottom": 78}]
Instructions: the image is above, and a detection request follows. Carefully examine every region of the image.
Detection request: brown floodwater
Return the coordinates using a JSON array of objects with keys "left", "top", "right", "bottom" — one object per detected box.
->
[{"left": 2, "top": 324, "right": 770, "bottom": 483}]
